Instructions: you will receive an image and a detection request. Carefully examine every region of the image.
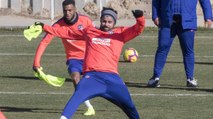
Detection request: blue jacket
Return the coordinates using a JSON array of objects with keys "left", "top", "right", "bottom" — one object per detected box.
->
[{"left": 152, "top": 0, "right": 212, "bottom": 29}]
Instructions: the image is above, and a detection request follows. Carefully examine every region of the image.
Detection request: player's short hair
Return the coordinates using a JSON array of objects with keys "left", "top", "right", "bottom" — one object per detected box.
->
[
  {"left": 62, "top": 0, "right": 75, "bottom": 6},
  {"left": 101, "top": 7, "right": 118, "bottom": 24}
]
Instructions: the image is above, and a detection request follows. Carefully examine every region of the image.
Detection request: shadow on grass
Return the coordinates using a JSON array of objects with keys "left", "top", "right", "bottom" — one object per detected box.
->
[
  {"left": 0, "top": 76, "right": 37, "bottom": 80},
  {"left": 119, "top": 60, "right": 131, "bottom": 63},
  {"left": 166, "top": 61, "right": 213, "bottom": 65},
  {"left": 0, "top": 76, "right": 72, "bottom": 82},
  {"left": 119, "top": 60, "right": 213, "bottom": 65},
  {"left": 125, "top": 81, "right": 213, "bottom": 93},
  {"left": 0, "top": 106, "right": 61, "bottom": 113},
  {"left": 0, "top": 106, "right": 87, "bottom": 115}
]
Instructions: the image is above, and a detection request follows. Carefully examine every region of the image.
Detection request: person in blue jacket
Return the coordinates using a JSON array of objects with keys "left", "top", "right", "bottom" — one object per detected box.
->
[{"left": 147, "top": 0, "right": 212, "bottom": 87}]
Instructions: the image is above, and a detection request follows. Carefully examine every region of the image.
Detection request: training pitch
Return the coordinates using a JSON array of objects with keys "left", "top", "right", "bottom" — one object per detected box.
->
[{"left": 0, "top": 28, "right": 213, "bottom": 119}]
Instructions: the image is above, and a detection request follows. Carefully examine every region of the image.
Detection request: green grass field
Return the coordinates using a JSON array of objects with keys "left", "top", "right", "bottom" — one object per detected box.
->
[{"left": 0, "top": 28, "right": 213, "bottom": 119}]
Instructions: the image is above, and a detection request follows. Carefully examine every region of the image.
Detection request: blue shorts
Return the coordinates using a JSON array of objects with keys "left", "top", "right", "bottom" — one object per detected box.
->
[{"left": 66, "top": 59, "right": 83, "bottom": 74}]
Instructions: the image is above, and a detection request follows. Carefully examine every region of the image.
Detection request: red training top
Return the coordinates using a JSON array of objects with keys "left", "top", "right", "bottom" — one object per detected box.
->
[
  {"left": 33, "top": 13, "right": 93, "bottom": 67},
  {"left": 43, "top": 16, "right": 145, "bottom": 74}
]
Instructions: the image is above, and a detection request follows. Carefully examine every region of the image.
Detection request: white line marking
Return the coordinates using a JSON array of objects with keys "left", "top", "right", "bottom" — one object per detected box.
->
[
  {"left": 0, "top": 35, "right": 212, "bottom": 39},
  {"left": 142, "top": 55, "right": 213, "bottom": 58},
  {"left": 0, "top": 91, "right": 212, "bottom": 97},
  {"left": 0, "top": 35, "right": 44, "bottom": 38},
  {"left": 130, "top": 93, "right": 213, "bottom": 97},
  {"left": 139, "top": 35, "right": 213, "bottom": 39},
  {"left": 0, "top": 91, "right": 70, "bottom": 95},
  {"left": 0, "top": 53, "right": 212, "bottom": 58},
  {"left": 0, "top": 35, "right": 24, "bottom": 37},
  {"left": 0, "top": 53, "right": 64, "bottom": 56}
]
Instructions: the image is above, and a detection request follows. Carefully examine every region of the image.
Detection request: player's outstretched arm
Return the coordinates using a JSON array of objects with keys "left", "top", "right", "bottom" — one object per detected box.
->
[
  {"left": 122, "top": 9, "right": 145, "bottom": 42},
  {"left": 33, "top": 24, "right": 58, "bottom": 70},
  {"left": 34, "top": 22, "right": 85, "bottom": 40}
]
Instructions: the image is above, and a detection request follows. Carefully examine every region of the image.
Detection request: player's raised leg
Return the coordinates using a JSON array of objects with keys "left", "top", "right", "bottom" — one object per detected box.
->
[{"left": 61, "top": 72, "right": 106, "bottom": 118}]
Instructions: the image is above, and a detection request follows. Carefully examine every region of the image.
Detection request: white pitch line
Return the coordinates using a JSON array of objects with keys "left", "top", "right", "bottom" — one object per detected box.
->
[
  {"left": 142, "top": 55, "right": 213, "bottom": 58},
  {"left": 139, "top": 35, "right": 213, "bottom": 39},
  {"left": 0, "top": 91, "right": 70, "bottom": 95},
  {"left": 0, "top": 35, "right": 212, "bottom": 39},
  {"left": 0, "top": 35, "right": 23, "bottom": 37},
  {"left": 0, "top": 53, "right": 213, "bottom": 58},
  {"left": 0, "top": 91, "right": 213, "bottom": 97},
  {"left": 0, "top": 53, "right": 64, "bottom": 56},
  {"left": 130, "top": 93, "right": 213, "bottom": 97},
  {"left": 0, "top": 34, "right": 44, "bottom": 38}
]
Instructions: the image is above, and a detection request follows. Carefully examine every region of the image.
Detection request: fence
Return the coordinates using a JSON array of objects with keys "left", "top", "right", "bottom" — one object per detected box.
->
[{"left": 0, "top": 0, "right": 111, "bottom": 20}]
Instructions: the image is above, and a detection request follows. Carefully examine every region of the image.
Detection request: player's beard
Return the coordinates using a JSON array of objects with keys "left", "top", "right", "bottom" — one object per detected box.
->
[
  {"left": 100, "top": 25, "right": 114, "bottom": 32},
  {"left": 100, "top": 25, "right": 112, "bottom": 32}
]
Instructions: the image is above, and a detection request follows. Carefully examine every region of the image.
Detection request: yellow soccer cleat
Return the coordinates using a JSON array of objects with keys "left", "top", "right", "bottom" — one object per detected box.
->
[{"left": 83, "top": 107, "right": 95, "bottom": 116}]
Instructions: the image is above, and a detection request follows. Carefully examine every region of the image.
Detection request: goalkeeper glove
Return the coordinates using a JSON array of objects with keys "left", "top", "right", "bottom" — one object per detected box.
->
[
  {"left": 132, "top": 10, "right": 144, "bottom": 18},
  {"left": 34, "top": 22, "right": 44, "bottom": 28}
]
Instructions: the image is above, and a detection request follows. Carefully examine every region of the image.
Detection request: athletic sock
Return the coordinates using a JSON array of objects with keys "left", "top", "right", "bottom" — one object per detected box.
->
[{"left": 84, "top": 100, "right": 93, "bottom": 108}]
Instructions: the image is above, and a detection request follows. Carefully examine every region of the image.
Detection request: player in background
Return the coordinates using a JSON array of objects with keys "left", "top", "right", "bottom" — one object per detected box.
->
[
  {"left": 147, "top": 0, "right": 212, "bottom": 88},
  {"left": 34, "top": 7, "right": 145, "bottom": 119},
  {"left": 33, "top": 0, "right": 95, "bottom": 116}
]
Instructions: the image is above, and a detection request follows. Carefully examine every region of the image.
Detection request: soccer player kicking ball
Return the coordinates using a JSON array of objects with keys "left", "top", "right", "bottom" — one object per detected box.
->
[
  {"left": 33, "top": 0, "right": 95, "bottom": 116},
  {"left": 35, "top": 7, "right": 145, "bottom": 119}
]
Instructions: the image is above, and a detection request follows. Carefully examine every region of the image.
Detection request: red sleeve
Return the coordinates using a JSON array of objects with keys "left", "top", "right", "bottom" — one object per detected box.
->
[
  {"left": 43, "top": 24, "right": 85, "bottom": 40},
  {"left": 33, "top": 22, "right": 61, "bottom": 67},
  {"left": 121, "top": 16, "right": 145, "bottom": 42}
]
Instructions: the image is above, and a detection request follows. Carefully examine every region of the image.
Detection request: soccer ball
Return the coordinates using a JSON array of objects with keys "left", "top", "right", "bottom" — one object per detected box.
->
[{"left": 123, "top": 48, "right": 139, "bottom": 62}]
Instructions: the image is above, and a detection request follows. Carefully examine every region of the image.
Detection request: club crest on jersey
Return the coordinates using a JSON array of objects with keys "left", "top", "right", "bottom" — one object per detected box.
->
[
  {"left": 108, "top": 31, "right": 114, "bottom": 34},
  {"left": 78, "top": 25, "right": 83, "bottom": 30},
  {"left": 85, "top": 75, "right": 90, "bottom": 78},
  {"left": 92, "top": 38, "right": 111, "bottom": 46}
]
